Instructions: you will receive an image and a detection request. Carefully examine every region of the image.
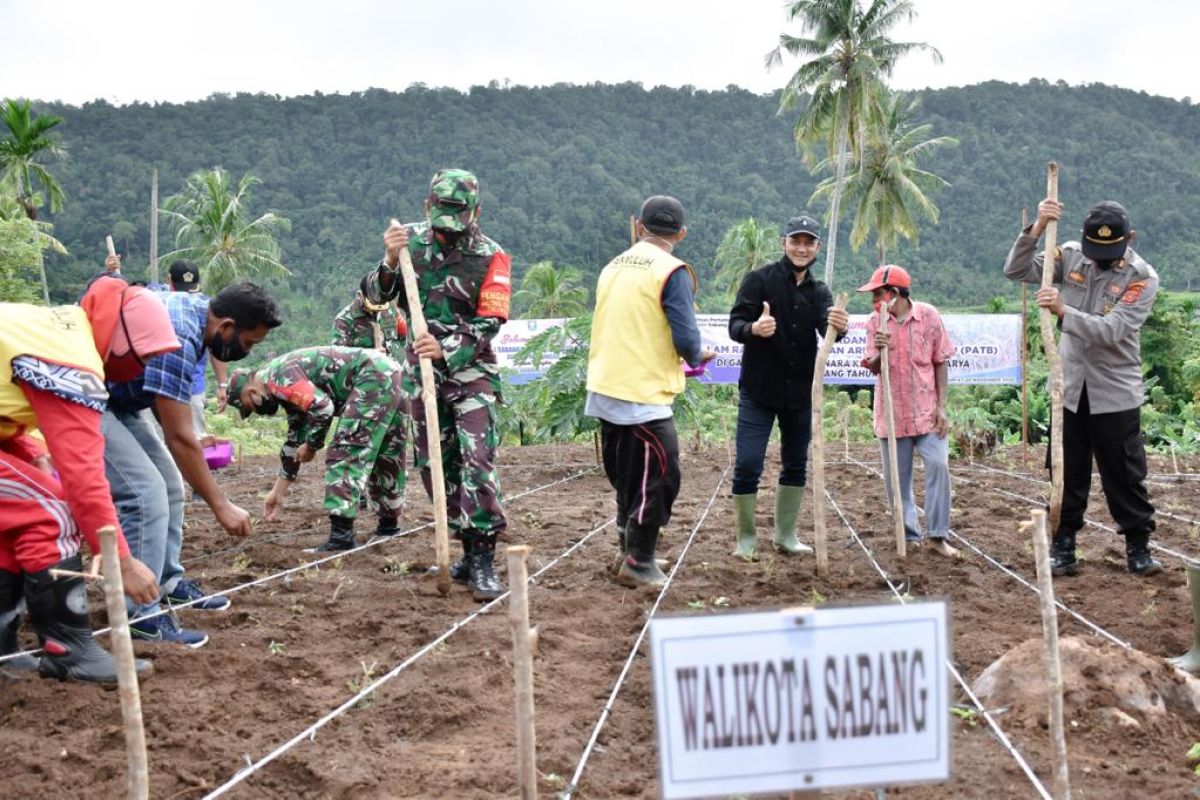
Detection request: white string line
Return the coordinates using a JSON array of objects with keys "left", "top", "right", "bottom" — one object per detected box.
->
[
  {"left": 203, "top": 515, "right": 617, "bottom": 800},
  {"left": 953, "top": 461, "right": 1200, "bottom": 526},
  {"left": 845, "top": 455, "right": 1131, "bottom": 650},
  {"left": 822, "top": 487, "right": 1055, "bottom": 800},
  {"left": 562, "top": 463, "right": 731, "bottom": 800},
  {"left": 0, "top": 469, "right": 593, "bottom": 666}
]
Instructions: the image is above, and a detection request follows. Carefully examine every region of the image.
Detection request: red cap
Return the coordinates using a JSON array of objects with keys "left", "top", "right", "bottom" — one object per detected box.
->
[{"left": 857, "top": 264, "right": 911, "bottom": 292}]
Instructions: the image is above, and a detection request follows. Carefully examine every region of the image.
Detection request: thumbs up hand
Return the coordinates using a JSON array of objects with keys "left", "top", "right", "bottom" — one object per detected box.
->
[{"left": 752, "top": 301, "right": 776, "bottom": 338}]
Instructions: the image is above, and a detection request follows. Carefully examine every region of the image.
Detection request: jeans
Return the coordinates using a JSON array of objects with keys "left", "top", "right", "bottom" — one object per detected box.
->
[
  {"left": 102, "top": 408, "right": 186, "bottom": 617},
  {"left": 878, "top": 433, "right": 951, "bottom": 540},
  {"left": 732, "top": 391, "right": 812, "bottom": 495}
]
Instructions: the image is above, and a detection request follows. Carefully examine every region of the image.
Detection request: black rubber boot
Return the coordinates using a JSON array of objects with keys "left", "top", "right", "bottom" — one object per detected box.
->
[
  {"left": 1126, "top": 532, "right": 1163, "bottom": 576},
  {"left": 449, "top": 536, "right": 471, "bottom": 584},
  {"left": 309, "top": 515, "right": 357, "bottom": 553},
  {"left": 0, "top": 569, "right": 37, "bottom": 674},
  {"left": 25, "top": 555, "right": 152, "bottom": 684},
  {"left": 617, "top": 522, "right": 667, "bottom": 589},
  {"left": 466, "top": 534, "right": 505, "bottom": 601},
  {"left": 374, "top": 514, "right": 401, "bottom": 538},
  {"left": 1049, "top": 532, "right": 1078, "bottom": 577}
]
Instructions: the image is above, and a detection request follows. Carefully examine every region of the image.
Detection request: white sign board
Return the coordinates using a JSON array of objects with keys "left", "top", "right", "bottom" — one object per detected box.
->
[{"left": 649, "top": 601, "right": 950, "bottom": 798}]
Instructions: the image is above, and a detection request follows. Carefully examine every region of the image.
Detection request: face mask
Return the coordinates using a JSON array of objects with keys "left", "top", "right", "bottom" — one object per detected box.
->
[
  {"left": 255, "top": 395, "right": 280, "bottom": 416},
  {"left": 210, "top": 325, "right": 250, "bottom": 362},
  {"left": 1094, "top": 259, "right": 1117, "bottom": 271},
  {"left": 872, "top": 291, "right": 896, "bottom": 314}
]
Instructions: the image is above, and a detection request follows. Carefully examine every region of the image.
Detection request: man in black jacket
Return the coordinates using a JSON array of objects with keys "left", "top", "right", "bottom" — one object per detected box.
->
[{"left": 727, "top": 215, "right": 848, "bottom": 560}]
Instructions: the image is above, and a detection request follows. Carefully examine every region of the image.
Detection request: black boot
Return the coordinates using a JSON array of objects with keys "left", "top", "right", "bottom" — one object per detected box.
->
[
  {"left": 612, "top": 518, "right": 628, "bottom": 574},
  {"left": 0, "top": 569, "right": 37, "bottom": 674},
  {"left": 449, "top": 536, "right": 471, "bottom": 584},
  {"left": 374, "top": 514, "right": 401, "bottom": 538},
  {"left": 466, "top": 534, "right": 505, "bottom": 601},
  {"left": 25, "top": 555, "right": 152, "bottom": 684},
  {"left": 1049, "top": 532, "right": 1078, "bottom": 577},
  {"left": 617, "top": 522, "right": 668, "bottom": 589},
  {"left": 1126, "top": 532, "right": 1163, "bottom": 576},
  {"left": 308, "top": 515, "right": 357, "bottom": 553}
]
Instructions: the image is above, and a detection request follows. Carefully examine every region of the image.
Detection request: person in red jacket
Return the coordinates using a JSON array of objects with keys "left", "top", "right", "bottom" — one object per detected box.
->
[{"left": 0, "top": 276, "right": 173, "bottom": 683}]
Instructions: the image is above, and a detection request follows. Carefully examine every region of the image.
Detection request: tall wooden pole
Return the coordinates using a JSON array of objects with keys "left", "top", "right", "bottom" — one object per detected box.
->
[
  {"left": 1026, "top": 509, "right": 1071, "bottom": 800},
  {"left": 1020, "top": 208, "right": 1029, "bottom": 469},
  {"left": 394, "top": 223, "right": 451, "bottom": 596},
  {"left": 878, "top": 304, "right": 906, "bottom": 558},
  {"left": 149, "top": 168, "right": 159, "bottom": 285},
  {"left": 99, "top": 526, "right": 150, "bottom": 800},
  {"left": 1040, "top": 164, "right": 1065, "bottom": 533},
  {"left": 810, "top": 293, "right": 848, "bottom": 577},
  {"left": 507, "top": 545, "right": 538, "bottom": 799}
]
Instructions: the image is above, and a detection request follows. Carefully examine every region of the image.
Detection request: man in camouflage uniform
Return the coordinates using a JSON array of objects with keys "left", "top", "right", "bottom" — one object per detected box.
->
[
  {"left": 363, "top": 168, "right": 511, "bottom": 601},
  {"left": 225, "top": 345, "right": 408, "bottom": 552}
]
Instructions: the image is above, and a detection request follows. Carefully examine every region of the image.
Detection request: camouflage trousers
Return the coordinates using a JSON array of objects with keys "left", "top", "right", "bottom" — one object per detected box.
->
[
  {"left": 411, "top": 390, "right": 506, "bottom": 541},
  {"left": 323, "top": 388, "right": 409, "bottom": 520}
]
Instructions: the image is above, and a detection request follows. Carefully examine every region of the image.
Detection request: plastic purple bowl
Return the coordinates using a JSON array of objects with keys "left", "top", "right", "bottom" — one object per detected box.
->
[
  {"left": 204, "top": 440, "right": 234, "bottom": 470},
  {"left": 683, "top": 363, "right": 707, "bottom": 378}
]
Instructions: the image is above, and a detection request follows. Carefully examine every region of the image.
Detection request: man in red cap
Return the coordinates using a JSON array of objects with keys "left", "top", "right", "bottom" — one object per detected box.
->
[
  {"left": 859, "top": 264, "right": 959, "bottom": 557},
  {"left": 0, "top": 277, "right": 170, "bottom": 682}
]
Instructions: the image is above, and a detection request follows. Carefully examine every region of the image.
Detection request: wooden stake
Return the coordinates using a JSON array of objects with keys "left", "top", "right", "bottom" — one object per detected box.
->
[
  {"left": 507, "top": 545, "right": 538, "bottom": 800},
  {"left": 840, "top": 405, "right": 850, "bottom": 462},
  {"left": 1040, "top": 163, "right": 1065, "bottom": 534},
  {"left": 106, "top": 235, "right": 117, "bottom": 258},
  {"left": 395, "top": 226, "right": 451, "bottom": 596},
  {"left": 628, "top": 214, "right": 637, "bottom": 247},
  {"left": 1028, "top": 510, "right": 1071, "bottom": 800},
  {"left": 810, "top": 293, "right": 848, "bottom": 577},
  {"left": 1021, "top": 207, "right": 1030, "bottom": 470},
  {"left": 878, "top": 304, "right": 906, "bottom": 558},
  {"left": 99, "top": 526, "right": 150, "bottom": 800}
]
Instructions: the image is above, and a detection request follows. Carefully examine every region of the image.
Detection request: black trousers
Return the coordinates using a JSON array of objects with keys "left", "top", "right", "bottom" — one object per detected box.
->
[
  {"left": 600, "top": 418, "right": 681, "bottom": 530},
  {"left": 1048, "top": 385, "right": 1156, "bottom": 540}
]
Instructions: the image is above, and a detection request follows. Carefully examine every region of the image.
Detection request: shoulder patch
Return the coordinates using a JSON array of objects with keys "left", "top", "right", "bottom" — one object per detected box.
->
[
  {"left": 1067, "top": 270, "right": 1085, "bottom": 284},
  {"left": 268, "top": 378, "right": 316, "bottom": 412},
  {"left": 1120, "top": 280, "right": 1148, "bottom": 305},
  {"left": 476, "top": 252, "right": 512, "bottom": 320}
]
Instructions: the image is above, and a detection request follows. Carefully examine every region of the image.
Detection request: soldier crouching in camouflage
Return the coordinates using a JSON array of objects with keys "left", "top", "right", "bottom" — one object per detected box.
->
[
  {"left": 362, "top": 168, "right": 510, "bottom": 601},
  {"left": 225, "top": 346, "right": 408, "bottom": 552},
  {"left": 332, "top": 276, "right": 409, "bottom": 362}
]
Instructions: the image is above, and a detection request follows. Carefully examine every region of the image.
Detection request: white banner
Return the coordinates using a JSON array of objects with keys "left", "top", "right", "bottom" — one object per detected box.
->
[
  {"left": 496, "top": 314, "right": 1023, "bottom": 386},
  {"left": 650, "top": 601, "right": 951, "bottom": 798}
]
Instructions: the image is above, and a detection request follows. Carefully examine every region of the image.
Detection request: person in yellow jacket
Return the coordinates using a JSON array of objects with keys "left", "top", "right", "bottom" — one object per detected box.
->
[
  {"left": 1, "top": 277, "right": 172, "bottom": 683},
  {"left": 585, "top": 195, "right": 714, "bottom": 588}
]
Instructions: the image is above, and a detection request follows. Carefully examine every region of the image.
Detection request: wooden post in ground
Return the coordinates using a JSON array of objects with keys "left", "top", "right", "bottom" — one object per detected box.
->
[
  {"left": 840, "top": 405, "right": 850, "bottom": 462},
  {"left": 394, "top": 223, "right": 451, "bottom": 595},
  {"left": 878, "top": 304, "right": 906, "bottom": 558},
  {"left": 1039, "top": 163, "right": 1065, "bottom": 533},
  {"left": 98, "top": 526, "right": 149, "bottom": 800},
  {"left": 1025, "top": 509, "right": 1071, "bottom": 800},
  {"left": 507, "top": 545, "right": 538, "bottom": 800},
  {"left": 810, "top": 293, "right": 848, "bottom": 577},
  {"left": 1021, "top": 207, "right": 1029, "bottom": 470}
]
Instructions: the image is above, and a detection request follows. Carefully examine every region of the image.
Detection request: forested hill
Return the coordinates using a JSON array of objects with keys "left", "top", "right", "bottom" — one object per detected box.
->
[{"left": 33, "top": 80, "right": 1200, "bottom": 340}]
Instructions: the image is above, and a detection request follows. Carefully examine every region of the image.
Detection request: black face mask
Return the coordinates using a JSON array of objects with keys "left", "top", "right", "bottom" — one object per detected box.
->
[
  {"left": 255, "top": 395, "right": 280, "bottom": 416},
  {"left": 210, "top": 325, "right": 250, "bottom": 362},
  {"left": 1094, "top": 258, "right": 1118, "bottom": 271}
]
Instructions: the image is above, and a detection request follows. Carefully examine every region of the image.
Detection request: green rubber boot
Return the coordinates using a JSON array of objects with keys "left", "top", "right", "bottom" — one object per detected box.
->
[
  {"left": 772, "top": 485, "right": 814, "bottom": 556},
  {"left": 1169, "top": 564, "right": 1200, "bottom": 673},
  {"left": 731, "top": 493, "right": 758, "bottom": 561}
]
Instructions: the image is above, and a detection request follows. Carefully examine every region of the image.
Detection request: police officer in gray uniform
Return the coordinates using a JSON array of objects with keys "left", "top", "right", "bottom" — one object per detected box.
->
[{"left": 1004, "top": 198, "right": 1161, "bottom": 577}]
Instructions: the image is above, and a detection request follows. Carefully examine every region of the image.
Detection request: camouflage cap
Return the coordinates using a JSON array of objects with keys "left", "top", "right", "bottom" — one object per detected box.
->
[
  {"left": 427, "top": 168, "right": 480, "bottom": 231},
  {"left": 225, "top": 368, "right": 254, "bottom": 419}
]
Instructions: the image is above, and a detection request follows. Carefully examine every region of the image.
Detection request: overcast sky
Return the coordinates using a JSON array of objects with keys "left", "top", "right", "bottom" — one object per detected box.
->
[{"left": 2, "top": 0, "right": 1196, "bottom": 106}]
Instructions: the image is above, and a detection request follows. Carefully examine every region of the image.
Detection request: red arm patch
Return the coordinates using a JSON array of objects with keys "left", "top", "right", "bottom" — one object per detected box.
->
[
  {"left": 267, "top": 378, "right": 317, "bottom": 412},
  {"left": 1120, "top": 280, "right": 1147, "bottom": 305},
  {"left": 477, "top": 252, "right": 512, "bottom": 320}
]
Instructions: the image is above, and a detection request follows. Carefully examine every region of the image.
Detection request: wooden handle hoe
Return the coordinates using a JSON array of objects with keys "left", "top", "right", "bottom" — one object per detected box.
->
[
  {"left": 810, "top": 293, "right": 849, "bottom": 577},
  {"left": 98, "top": 526, "right": 149, "bottom": 800},
  {"left": 878, "top": 304, "right": 906, "bottom": 558},
  {"left": 106, "top": 235, "right": 117, "bottom": 259},
  {"left": 1039, "top": 163, "right": 1065, "bottom": 534},
  {"left": 395, "top": 233, "right": 451, "bottom": 596}
]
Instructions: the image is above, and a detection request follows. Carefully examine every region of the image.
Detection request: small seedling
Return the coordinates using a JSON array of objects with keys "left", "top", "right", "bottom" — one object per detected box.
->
[
  {"left": 268, "top": 640, "right": 286, "bottom": 656},
  {"left": 231, "top": 552, "right": 253, "bottom": 571},
  {"left": 1186, "top": 742, "right": 1200, "bottom": 774},
  {"left": 686, "top": 599, "right": 706, "bottom": 611},
  {"left": 541, "top": 773, "right": 566, "bottom": 789},
  {"left": 382, "top": 556, "right": 411, "bottom": 576},
  {"left": 347, "top": 660, "right": 380, "bottom": 709},
  {"left": 807, "top": 588, "right": 828, "bottom": 605},
  {"left": 951, "top": 706, "right": 980, "bottom": 726},
  {"left": 1143, "top": 600, "right": 1159, "bottom": 617},
  {"left": 713, "top": 596, "right": 730, "bottom": 608}
]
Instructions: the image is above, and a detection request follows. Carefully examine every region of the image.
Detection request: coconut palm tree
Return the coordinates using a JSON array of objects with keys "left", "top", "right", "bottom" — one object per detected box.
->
[
  {"left": 713, "top": 218, "right": 779, "bottom": 298},
  {"left": 766, "top": 0, "right": 941, "bottom": 288},
  {"left": 1, "top": 99, "right": 67, "bottom": 302},
  {"left": 160, "top": 167, "right": 291, "bottom": 292},
  {"left": 512, "top": 260, "right": 589, "bottom": 318},
  {"left": 810, "top": 92, "right": 956, "bottom": 264}
]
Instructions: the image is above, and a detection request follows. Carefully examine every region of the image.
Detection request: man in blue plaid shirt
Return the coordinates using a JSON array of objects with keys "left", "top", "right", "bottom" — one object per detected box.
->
[{"left": 103, "top": 277, "right": 282, "bottom": 647}]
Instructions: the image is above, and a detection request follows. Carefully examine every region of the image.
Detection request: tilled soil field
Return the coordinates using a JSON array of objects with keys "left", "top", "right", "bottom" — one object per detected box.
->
[{"left": 4, "top": 442, "right": 1200, "bottom": 799}]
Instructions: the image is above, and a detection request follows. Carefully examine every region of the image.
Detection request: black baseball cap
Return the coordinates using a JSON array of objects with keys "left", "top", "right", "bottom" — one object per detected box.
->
[
  {"left": 784, "top": 215, "right": 821, "bottom": 240},
  {"left": 1081, "top": 201, "right": 1131, "bottom": 261},
  {"left": 168, "top": 260, "right": 201, "bottom": 292},
  {"left": 639, "top": 195, "right": 685, "bottom": 236}
]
